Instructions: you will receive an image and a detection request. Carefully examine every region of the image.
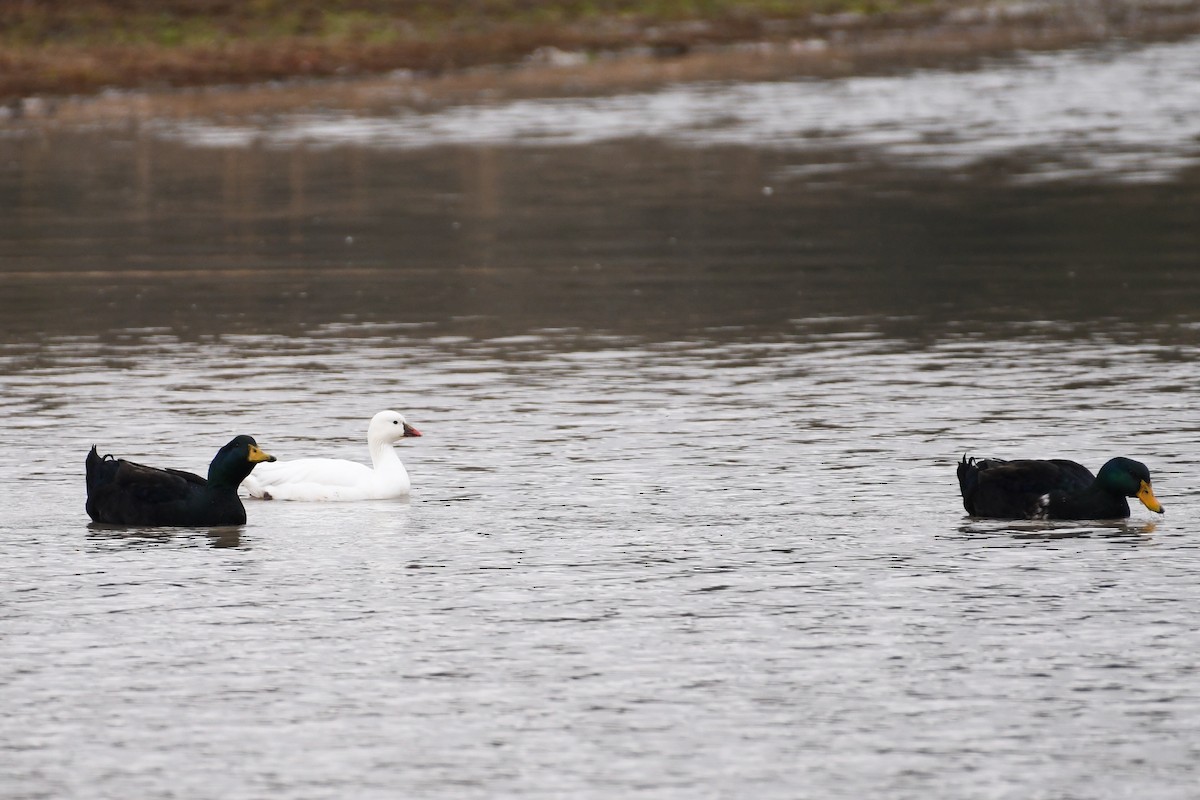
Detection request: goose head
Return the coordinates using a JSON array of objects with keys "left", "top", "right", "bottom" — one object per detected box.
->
[{"left": 368, "top": 410, "right": 422, "bottom": 446}]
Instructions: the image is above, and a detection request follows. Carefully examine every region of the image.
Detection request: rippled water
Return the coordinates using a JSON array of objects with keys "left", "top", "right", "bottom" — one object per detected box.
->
[{"left": 4, "top": 37, "right": 1200, "bottom": 800}]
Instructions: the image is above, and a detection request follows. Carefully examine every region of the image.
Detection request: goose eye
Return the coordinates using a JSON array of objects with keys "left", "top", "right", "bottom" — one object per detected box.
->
[{"left": 393, "top": 420, "right": 399, "bottom": 425}]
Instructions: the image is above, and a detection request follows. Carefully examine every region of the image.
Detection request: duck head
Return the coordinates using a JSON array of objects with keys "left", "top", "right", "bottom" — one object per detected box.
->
[
  {"left": 1097, "top": 457, "right": 1163, "bottom": 514},
  {"left": 208, "top": 435, "right": 276, "bottom": 486},
  {"left": 369, "top": 410, "right": 422, "bottom": 445}
]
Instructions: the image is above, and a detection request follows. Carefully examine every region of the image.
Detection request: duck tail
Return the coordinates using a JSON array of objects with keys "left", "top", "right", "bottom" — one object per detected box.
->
[
  {"left": 958, "top": 453, "right": 978, "bottom": 477},
  {"left": 85, "top": 446, "right": 117, "bottom": 490},
  {"left": 957, "top": 453, "right": 980, "bottom": 514}
]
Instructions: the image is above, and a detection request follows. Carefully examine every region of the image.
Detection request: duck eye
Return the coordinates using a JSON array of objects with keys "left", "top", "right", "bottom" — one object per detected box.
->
[{"left": 393, "top": 420, "right": 399, "bottom": 424}]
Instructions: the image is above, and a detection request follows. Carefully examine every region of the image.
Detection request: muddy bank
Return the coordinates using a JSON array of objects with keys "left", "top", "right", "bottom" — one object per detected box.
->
[{"left": 4, "top": 0, "right": 1200, "bottom": 121}]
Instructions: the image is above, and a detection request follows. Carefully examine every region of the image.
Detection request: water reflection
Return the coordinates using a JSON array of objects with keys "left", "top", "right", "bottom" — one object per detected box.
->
[
  {"left": 208, "top": 527, "right": 243, "bottom": 548},
  {"left": 85, "top": 522, "right": 245, "bottom": 548},
  {"left": 955, "top": 519, "right": 1160, "bottom": 542},
  {"left": 2, "top": 134, "right": 1199, "bottom": 345}
]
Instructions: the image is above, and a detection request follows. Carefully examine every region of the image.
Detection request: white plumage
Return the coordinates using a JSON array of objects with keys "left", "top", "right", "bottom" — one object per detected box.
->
[{"left": 242, "top": 410, "right": 421, "bottom": 501}]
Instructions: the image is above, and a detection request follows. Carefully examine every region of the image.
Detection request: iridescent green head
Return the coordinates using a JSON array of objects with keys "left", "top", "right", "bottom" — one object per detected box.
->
[{"left": 1096, "top": 457, "right": 1163, "bottom": 514}]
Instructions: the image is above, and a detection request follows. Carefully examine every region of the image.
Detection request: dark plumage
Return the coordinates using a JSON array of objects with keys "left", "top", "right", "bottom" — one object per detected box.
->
[
  {"left": 957, "top": 455, "right": 1164, "bottom": 520},
  {"left": 85, "top": 436, "right": 276, "bottom": 526}
]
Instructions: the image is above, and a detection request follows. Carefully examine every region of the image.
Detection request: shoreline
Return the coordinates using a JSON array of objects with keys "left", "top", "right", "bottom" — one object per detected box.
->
[{"left": 4, "top": 0, "right": 1200, "bottom": 123}]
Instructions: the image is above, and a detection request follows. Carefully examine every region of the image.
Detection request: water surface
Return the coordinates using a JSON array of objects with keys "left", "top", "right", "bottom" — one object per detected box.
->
[{"left": 3, "top": 36, "right": 1200, "bottom": 800}]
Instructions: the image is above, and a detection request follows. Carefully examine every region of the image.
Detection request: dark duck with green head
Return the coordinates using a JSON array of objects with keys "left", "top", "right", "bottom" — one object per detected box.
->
[
  {"left": 957, "top": 455, "right": 1164, "bottom": 520},
  {"left": 85, "top": 435, "right": 276, "bottom": 526}
]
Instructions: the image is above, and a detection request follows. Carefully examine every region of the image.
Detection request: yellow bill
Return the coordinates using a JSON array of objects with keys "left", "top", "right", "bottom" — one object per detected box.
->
[
  {"left": 1137, "top": 480, "right": 1163, "bottom": 514},
  {"left": 248, "top": 444, "right": 276, "bottom": 463}
]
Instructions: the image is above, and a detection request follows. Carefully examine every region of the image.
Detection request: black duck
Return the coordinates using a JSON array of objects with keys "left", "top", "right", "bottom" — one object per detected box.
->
[
  {"left": 958, "top": 455, "right": 1163, "bottom": 520},
  {"left": 85, "top": 435, "right": 275, "bottom": 526}
]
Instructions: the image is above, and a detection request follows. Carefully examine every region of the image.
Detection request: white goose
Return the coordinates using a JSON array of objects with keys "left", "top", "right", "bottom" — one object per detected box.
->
[{"left": 242, "top": 410, "right": 422, "bottom": 501}]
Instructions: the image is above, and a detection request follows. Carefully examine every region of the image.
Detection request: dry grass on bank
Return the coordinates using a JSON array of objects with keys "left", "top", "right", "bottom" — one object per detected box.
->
[
  {"left": 2, "top": 0, "right": 1200, "bottom": 102},
  {"left": 0, "top": 0, "right": 924, "bottom": 98}
]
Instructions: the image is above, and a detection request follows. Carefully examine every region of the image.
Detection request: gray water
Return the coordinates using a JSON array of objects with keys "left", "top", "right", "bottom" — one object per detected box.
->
[{"left": 4, "top": 36, "right": 1200, "bottom": 800}]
